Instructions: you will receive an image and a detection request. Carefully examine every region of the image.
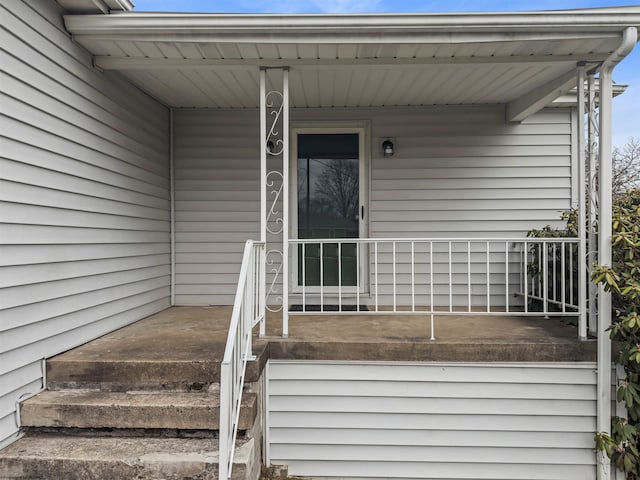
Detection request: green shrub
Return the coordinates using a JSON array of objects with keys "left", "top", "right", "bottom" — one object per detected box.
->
[
  {"left": 528, "top": 189, "right": 640, "bottom": 477},
  {"left": 526, "top": 209, "right": 579, "bottom": 315},
  {"left": 593, "top": 188, "right": 640, "bottom": 479}
]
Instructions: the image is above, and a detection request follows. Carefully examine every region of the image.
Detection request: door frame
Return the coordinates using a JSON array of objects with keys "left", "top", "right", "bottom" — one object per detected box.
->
[{"left": 289, "top": 121, "right": 370, "bottom": 295}]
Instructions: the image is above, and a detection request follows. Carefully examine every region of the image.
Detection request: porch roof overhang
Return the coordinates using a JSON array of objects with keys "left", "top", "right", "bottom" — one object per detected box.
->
[{"left": 64, "top": 7, "right": 640, "bottom": 119}]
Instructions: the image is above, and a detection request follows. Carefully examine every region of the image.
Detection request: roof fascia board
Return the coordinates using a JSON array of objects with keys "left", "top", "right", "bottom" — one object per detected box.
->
[
  {"left": 94, "top": 53, "right": 608, "bottom": 70},
  {"left": 64, "top": 9, "right": 640, "bottom": 37},
  {"left": 69, "top": 31, "right": 622, "bottom": 45}
]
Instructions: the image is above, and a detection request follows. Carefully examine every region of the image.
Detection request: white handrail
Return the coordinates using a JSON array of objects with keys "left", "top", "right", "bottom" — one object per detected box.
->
[
  {"left": 219, "top": 240, "right": 265, "bottom": 480},
  {"left": 290, "top": 237, "right": 580, "bottom": 244}
]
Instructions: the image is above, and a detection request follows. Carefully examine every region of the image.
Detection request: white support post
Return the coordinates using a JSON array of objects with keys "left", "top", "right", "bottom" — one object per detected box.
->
[
  {"left": 260, "top": 68, "right": 267, "bottom": 244},
  {"left": 587, "top": 73, "right": 598, "bottom": 336},
  {"left": 596, "top": 64, "right": 613, "bottom": 480},
  {"left": 259, "top": 69, "right": 267, "bottom": 337},
  {"left": 169, "top": 108, "right": 176, "bottom": 306},
  {"left": 577, "top": 66, "right": 588, "bottom": 339},
  {"left": 282, "top": 68, "right": 290, "bottom": 338},
  {"left": 595, "top": 27, "right": 637, "bottom": 480}
]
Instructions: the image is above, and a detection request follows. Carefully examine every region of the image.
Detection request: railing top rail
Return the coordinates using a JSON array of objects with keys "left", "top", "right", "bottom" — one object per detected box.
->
[
  {"left": 221, "top": 239, "right": 264, "bottom": 366},
  {"left": 289, "top": 237, "right": 579, "bottom": 244}
]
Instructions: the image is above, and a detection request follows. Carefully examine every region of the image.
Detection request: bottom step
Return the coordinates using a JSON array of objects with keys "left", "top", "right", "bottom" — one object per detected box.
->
[{"left": 0, "top": 435, "right": 259, "bottom": 480}]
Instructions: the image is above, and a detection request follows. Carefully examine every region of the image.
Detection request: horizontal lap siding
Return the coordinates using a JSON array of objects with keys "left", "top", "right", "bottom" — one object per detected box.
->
[
  {"left": 267, "top": 361, "right": 597, "bottom": 479},
  {"left": 0, "top": 0, "right": 170, "bottom": 448},
  {"left": 368, "top": 107, "right": 571, "bottom": 307},
  {"left": 173, "top": 110, "right": 260, "bottom": 305},
  {"left": 174, "top": 107, "right": 571, "bottom": 306}
]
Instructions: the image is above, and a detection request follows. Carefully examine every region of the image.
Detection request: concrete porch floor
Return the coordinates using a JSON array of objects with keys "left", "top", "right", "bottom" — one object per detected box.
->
[{"left": 48, "top": 307, "right": 597, "bottom": 382}]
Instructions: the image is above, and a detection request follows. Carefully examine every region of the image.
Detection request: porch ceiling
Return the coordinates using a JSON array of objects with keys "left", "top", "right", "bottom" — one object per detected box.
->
[{"left": 64, "top": 9, "right": 640, "bottom": 112}]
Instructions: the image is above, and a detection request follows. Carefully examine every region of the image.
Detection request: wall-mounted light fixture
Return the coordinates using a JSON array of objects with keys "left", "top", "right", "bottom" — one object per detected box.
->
[{"left": 382, "top": 139, "right": 394, "bottom": 157}]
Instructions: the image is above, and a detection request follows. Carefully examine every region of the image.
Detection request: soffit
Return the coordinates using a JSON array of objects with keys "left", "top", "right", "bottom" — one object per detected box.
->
[
  {"left": 64, "top": 10, "right": 640, "bottom": 109},
  {"left": 56, "top": 0, "right": 133, "bottom": 14}
]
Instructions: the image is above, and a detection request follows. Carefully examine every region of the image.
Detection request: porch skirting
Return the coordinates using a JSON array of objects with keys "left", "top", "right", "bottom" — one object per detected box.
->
[{"left": 266, "top": 360, "right": 599, "bottom": 480}]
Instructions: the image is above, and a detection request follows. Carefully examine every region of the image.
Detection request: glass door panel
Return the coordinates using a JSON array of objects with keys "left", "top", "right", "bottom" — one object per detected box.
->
[{"left": 297, "top": 133, "right": 359, "bottom": 286}]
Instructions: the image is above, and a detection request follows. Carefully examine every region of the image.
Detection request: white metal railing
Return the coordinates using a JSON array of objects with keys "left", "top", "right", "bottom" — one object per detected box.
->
[
  {"left": 288, "top": 237, "right": 581, "bottom": 339},
  {"left": 521, "top": 238, "right": 580, "bottom": 315},
  {"left": 219, "top": 240, "right": 265, "bottom": 480}
]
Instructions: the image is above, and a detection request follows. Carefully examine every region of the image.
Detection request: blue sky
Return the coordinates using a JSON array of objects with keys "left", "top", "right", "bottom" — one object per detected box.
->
[{"left": 132, "top": 0, "right": 639, "bottom": 146}]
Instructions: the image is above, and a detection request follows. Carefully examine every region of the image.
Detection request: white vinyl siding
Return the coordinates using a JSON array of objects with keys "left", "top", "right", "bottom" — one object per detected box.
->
[
  {"left": 0, "top": 0, "right": 170, "bottom": 447},
  {"left": 173, "top": 109, "right": 260, "bottom": 305},
  {"left": 369, "top": 108, "right": 571, "bottom": 237},
  {"left": 173, "top": 106, "right": 571, "bottom": 305},
  {"left": 267, "top": 361, "right": 597, "bottom": 479}
]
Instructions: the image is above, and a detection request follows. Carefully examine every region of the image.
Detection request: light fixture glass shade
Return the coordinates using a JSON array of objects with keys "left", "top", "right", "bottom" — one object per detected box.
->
[{"left": 382, "top": 139, "right": 394, "bottom": 157}]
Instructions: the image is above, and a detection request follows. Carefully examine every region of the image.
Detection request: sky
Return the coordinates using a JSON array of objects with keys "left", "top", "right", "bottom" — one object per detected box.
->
[{"left": 131, "top": 0, "right": 639, "bottom": 147}]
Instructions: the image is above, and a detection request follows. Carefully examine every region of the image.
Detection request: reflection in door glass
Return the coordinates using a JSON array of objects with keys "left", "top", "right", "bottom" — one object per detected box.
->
[{"left": 298, "top": 133, "right": 359, "bottom": 286}]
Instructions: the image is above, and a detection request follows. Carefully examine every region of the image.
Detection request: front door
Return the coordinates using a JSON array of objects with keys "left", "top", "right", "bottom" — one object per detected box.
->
[{"left": 292, "top": 128, "right": 367, "bottom": 289}]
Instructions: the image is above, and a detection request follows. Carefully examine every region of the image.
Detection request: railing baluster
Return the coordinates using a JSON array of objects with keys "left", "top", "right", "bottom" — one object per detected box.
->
[
  {"left": 393, "top": 241, "right": 397, "bottom": 312},
  {"left": 486, "top": 241, "right": 490, "bottom": 313},
  {"left": 518, "top": 242, "right": 523, "bottom": 301},
  {"left": 524, "top": 241, "right": 528, "bottom": 313},
  {"left": 467, "top": 241, "right": 471, "bottom": 313},
  {"left": 338, "top": 242, "right": 342, "bottom": 313},
  {"left": 259, "top": 245, "right": 265, "bottom": 337},
  {"left": 505, "top": 241, "right": 509, "bottom": 313},
  {"left": 302, "top": 243, "right": 306, "bottom": 313},
  {"left": 569, "top": 243, "right": 574, "bottom": 306},
  {"left": 356, "top": 242, "right": 360, "bottom": 312},
  {"left": 411, "top": 241, "right": 415, "bottom": 312},
  {"left": 552, "top": 243, "right": 557, "bottom": 303},
  {"left": 561, "top": 242, "right": 566, "bottom": 313},
  {"left": 374, "top": 241, "right": 379, "bottom": 312},
  {"left": 430, "top": 241, "right": 434, "bottom": 340},
  {"left": 320, "top": 242, "right": 324, "bottom": 313},
  {"left": 448, "top": 241, "right": 452, "bottom": 313},
  {"left": 531, "top": 244, "right": 536, "bottom": 298},
  {"left": 543, "top": 241, "right": 548, "bottom": 315}
]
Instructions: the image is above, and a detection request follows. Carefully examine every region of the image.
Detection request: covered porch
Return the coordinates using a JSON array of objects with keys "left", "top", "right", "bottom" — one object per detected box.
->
[{"left": 62, "top": 10, "right": 636, "bottom": 339}]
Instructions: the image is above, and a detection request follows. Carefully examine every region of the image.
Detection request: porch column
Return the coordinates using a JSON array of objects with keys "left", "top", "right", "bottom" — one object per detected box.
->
[
  {"left": 260, "top": 67, "right": 290, "bottom": 338},
  {"left": 576, "top": 65, "right": 587, "bottom": 340},
  {"left": 596, "top": 62, "right": 614, "bottom": 480},
  {"left": 595, "top": 27, "right": 637, "bottom": 480},
  {"left": 587, "top": 73, "right": 598, "bottom": 337}
]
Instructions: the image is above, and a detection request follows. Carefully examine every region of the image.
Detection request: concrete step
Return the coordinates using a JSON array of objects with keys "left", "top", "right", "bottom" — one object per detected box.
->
[
  {"left": 20, "top": 390, "right": 257, "bottom": 432},
  {"left": 0, "top": 434, "right": 259, "bottom": 480},
  {"left": 45, "top": 358, "right": 220, "bottom": 391},
  {"left": 45, "top": 342, "right": 268, "bottom": 391}
]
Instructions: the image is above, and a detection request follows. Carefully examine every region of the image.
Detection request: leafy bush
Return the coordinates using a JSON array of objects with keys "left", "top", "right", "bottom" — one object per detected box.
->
[
  {"left": 593, "top": 188, "right": 640, "bottom": 479},
  {"left": 527, "top": 189, "right": 640, "bottom": 477},
  {"left": 527, "top": 209, "right": 579, "bottom": 314}
]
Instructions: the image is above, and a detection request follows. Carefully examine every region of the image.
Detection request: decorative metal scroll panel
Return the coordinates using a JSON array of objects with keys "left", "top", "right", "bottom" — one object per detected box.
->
[
  {"left": 586, "top": 73, "right": 599, "bottom": 332},
  {"left": 263, "top": 77, "right": 286, "bottom": 312}
]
